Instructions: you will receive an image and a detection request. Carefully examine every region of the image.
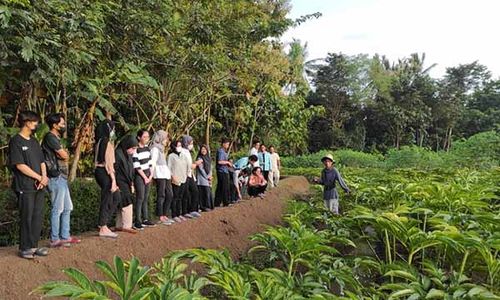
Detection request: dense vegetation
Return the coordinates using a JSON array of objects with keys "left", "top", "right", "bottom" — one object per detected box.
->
[{"left": 34, "top": 163, "right": 500, "bottom": 299}]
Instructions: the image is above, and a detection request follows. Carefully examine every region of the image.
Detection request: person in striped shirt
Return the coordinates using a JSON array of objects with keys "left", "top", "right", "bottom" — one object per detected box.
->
[{"left": 132, "top": 129, "right": 155, "bottom": 230}]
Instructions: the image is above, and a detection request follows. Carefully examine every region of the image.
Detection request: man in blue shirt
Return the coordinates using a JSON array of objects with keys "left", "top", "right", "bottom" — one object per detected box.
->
[
  {"left": 258, "top": 144, "right": 272, "bottom": 181},
  {"left": 215, "top": 138, "right": 232, "bottom": 207}
]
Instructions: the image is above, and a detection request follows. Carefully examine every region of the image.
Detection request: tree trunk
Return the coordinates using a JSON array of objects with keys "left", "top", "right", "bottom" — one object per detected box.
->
[
  {"left": 204, "top": 105, "right": 211, "bottom": 147},
  {"left": 69, "top": 100, "right": 98, "bottom": 181},
  {"left": 62, "top": 84, "right": 68, "bottom": 139}
]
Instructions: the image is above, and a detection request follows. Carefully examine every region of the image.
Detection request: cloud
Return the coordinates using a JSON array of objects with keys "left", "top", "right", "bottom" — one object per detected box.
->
[{"left": 282, "top": 0, "right": 500, "bottom": 78}]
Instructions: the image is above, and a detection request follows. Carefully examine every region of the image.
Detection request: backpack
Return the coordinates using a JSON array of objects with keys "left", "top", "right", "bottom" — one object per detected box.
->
[{"left": 42, "top": 133, "right": 61, "bottom": 178}]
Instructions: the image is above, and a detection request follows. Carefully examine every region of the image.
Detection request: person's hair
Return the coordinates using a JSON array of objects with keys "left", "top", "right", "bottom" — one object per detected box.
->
[
  {"left": 137, "top": 129, "right": 149, "bottom": 139},
  {"left": 17, "top": 110, "right": 40, "bottom": 128},
  {"left": 45, "top": 113, "right": 64, "bottom": 130},
  {"left": 252, "top": 167, "right": 262, "bottom": 175},
  {"left": 260, "top": 143, "right": 266, "bottom": 148},
  {"left": 252, "top": 140, "right": 260, "bottom": 146},
  {"left": 221, "top": 137, "right": 231, "bottom": 144},
  {"left": 249, "top": 155, "right": 258, "bottom": 162},
  {"left": 269, "top": 145, "right": 274, "bottom": 149}
]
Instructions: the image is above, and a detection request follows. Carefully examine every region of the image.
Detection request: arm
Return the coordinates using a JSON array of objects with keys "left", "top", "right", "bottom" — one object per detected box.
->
[
  {"left": 16, "top": 164, "right": 43, "bottom": 182},
  {"left": 55, "top": 149, "right": 69, "bottom": 161},
  {"left": 335, "top": 169, "right": 350, "bottom": 192},
  {"left": 150, "top": 148, "right": 159, "bottom": 178},
  {"left": 196, "top": 159, "right": 209, "bottom": 179},
  {"left": 133, "top": 152, "right": 150, "bottom": 183},
  {"left": 104, "top": 142, "right": 118, "bottom": 191},
  {"left": 277, "top": 154, "right": 281, "bottom": 169}
]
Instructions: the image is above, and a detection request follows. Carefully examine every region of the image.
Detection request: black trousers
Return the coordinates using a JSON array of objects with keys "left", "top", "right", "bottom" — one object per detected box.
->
[
  {"left": 184, "top": 176, "right": 199, "bottom": 213},
  {"left": 215, "top": 171, "right": 231, "bottom": 207},
  {"left": 95, "top": 167, "right": 120, "bottom": 227},
  {"left": 248, "top": 184, "right": 267, "bottom": 197},
  {"left": 171, "top": 183, "right": 186, "bottom": 217},
  {"left": 262, "top": 170, "right": 270, "bottom": 181},
  {"left": 134, "top": 169, "right": 151, "bottom": 223},
  {"left": 17, "top": 190, "right": 45, "bottom": 251},
  {"left": 116, "top": 179, "right": 132, "bottom": 208},
  {"left": 198, "top": 185, "right": 213, "bottom": 210},
  {"left": 155, "top": 179, "right": 173, "bottom": 217}
]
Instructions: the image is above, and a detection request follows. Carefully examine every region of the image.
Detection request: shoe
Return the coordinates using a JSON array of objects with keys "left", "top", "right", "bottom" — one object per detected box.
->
[
  {"left": 99, "top": 232, "right": 118, "bottom": 239},
  {"left": 191, "top": 212, "right": 201, "bottom": 218},
  {"left": 142, "top": 220, "right": 157, "bottom": 227},
  {"left": 19, "top": 250, "right": 34, "bottom": 259},
  {"left": 161, "top": 220, "right": 174, "bottom": 225},
  {"left": 62, "top": 237, "right": 81, "bottom": 244},
  {"left": 133, "top": 223, "right": 144, "bottom": 230},
  {"left": 184, "top": 213, "right": 193, "bottom": 219},
  {"left": 179, "top": 216, "right": 188, "bottom": 221},
  {"left": 173, "top": 217, "right": 182, "bottom": 222},
  {"left": 50, "top": 240, "right": 65, "bottom": 248},
  {"left": 34, "top": 247, "right": 49, "bottom": 256},
  {"left": 121, "top": 228, "right": 138, "bottom": 234}
]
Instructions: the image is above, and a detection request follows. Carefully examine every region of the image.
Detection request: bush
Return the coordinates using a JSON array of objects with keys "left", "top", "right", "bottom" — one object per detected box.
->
[
  {"left": 0, "top": 177, "right": 161, "bottom": 247},
  {"left": 282, "top": 149, "right": 382, "bottom": 169},
  {"left": 448, "top": 131, "right": 500, "bottom": 168},
  {"left": 384, "top": 146, "right": 446, "bottom": 169}
]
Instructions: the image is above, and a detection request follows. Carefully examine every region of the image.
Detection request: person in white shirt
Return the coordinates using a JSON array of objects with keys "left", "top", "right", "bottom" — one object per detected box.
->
[
  {"left": 249, "top": 140, "right": 260, "bottom": 157},
  {"left": 150, "top": 130, "right": 174, "bottom": 225},
  {"left": 181, "top": 135, "right": 202, "bottom": 218},
  {"left": 269, "top": 146, "right": 281, "bottom": 187}
]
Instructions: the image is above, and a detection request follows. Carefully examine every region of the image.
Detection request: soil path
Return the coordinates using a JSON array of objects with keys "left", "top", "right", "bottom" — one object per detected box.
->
[{"left": 0, "top": 176, "right": 309, "bottom": 300}]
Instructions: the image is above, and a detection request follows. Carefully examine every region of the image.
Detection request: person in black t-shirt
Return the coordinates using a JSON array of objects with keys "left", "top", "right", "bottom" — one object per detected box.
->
[
  {"left": 43, "top": 113, "right": 81, "bottom": 248},
  {"left": 8, "top": 111, "right": 50, "bottom": 259}
]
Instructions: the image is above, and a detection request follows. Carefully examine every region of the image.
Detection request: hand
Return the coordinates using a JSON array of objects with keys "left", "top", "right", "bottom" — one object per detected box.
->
[
  {"left": 111, "top": 181, "right": 119, "bottom": 193},
  {"left": 131, "top": 185, "right": 135, "bottom": 194},
  {"left": 40, "top": 175, "right": 49, "bottom": 187},
  {"left": 228, "top": 162, "right": 233, "bottom": 168},
  {"left": 313, "top": 177, "right": 320, "bottom": 183},
  {"left": 143, "top": 176, "right": 150, "bottom": 185},
  {"left": 172, "top": 176, "right": 180, "bottom": 186},
  {"left": 149, "top": 175, "right": 154, "bottom": 183}
]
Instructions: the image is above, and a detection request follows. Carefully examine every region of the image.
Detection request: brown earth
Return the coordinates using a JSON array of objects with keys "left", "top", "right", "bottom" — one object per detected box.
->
[{"left": 0, "top": 176, "right": 309, "bottom": 300}]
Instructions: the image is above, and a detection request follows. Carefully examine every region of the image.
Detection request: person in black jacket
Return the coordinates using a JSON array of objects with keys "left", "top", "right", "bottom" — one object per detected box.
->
[{"left": 114, "top": 135, "right": 139, "bottom": 234}]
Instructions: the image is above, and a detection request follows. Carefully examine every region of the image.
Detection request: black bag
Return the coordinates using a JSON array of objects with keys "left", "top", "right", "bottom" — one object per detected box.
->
[{"left": 42, "top": 134, "right": 61, "bottom": 178}]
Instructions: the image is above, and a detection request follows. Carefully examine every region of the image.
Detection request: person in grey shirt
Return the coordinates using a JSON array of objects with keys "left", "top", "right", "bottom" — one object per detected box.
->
[
  {"left": 196, "top": 144, "right": 214, "bottom": 211},
  {"left": 313, "top": 154, "right": 350, "bottom": 214}
]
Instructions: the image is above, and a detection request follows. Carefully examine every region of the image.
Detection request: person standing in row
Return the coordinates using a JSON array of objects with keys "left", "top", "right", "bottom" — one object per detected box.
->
[
  {"left": 94, "top": 119, "right": 120, "bottom": 238},
  {"left": 258, "top": 144, "right": 272, "bottom": 181},
  {"left": 114, "top": 135, "right": 138, "bottom": 234},
  {"left": 168, "top": 140, "right": 189, "bottom": 222},
  {"left": 269, "top": 146, "right": 281, "bottom": 187},
  {"left": 133, "top": 129, "right": 155, "bottom": 230},
  {"left": 9, "top": 111, "right": 50, "bottom": 259},
  {"left": 43, "top": 113, "right": 80, "bottom": 247},
  {"left": 150, "top": 130, "right": 174, "bottom": 225},
  {"left": 215, "top": 138, "right": 232, "bottom": 207},
  {"left": 196, "top": 145, "right": 214, "bottom": 211},
  {"left": 249, "top": 140, "right": 260, "bottom": 158},
  {"left": 181, "top": 135, "right": 201, "bottom": 218}
]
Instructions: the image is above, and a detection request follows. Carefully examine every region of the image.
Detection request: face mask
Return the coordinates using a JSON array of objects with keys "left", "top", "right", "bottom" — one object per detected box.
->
[
  {"left": 58, "top": 126, "right": 66, "bottom": 134},
  {"left": 187, "top": 144, "right": 194, "bottom": 151},
  {"left": 110, "top": 130, "right": 116, "bottom": 140},
  {"left": 176, "top": 146, "right": 182, "bottom": 153}
]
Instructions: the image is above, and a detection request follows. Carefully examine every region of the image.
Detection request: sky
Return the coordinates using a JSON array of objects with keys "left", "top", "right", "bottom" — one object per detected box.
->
[{"left": 281, "top": 0, "right": 500, "bottom": 78}]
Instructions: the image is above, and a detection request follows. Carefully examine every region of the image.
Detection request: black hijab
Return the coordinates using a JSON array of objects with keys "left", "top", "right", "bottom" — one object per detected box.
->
[
  {"left": 95, "top": 120, "right": 115, "bottom": 164},
  {"left": 169, "top": 140, "right": 181, "bottom": 156},
  {"left": 196, "top": 144, "right": 211, "bottom": 174},
  {"left": 115, "top": 135, "right": 137, "bottom": 183}
]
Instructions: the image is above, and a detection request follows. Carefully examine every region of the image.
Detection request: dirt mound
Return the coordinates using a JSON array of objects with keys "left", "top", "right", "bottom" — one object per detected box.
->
[{"left": 0, "top": 176, "right": 309, "bottom": 300}]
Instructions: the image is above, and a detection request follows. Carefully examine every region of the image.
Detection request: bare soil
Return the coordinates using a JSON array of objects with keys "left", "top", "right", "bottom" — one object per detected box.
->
[{"left": 0, "top": 176, "right": 309, "bottom": 300}]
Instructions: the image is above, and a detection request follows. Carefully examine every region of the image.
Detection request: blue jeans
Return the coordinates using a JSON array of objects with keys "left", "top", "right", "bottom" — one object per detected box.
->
[{"left": 48, "top": 177, "right": 73, "bottom": 241}]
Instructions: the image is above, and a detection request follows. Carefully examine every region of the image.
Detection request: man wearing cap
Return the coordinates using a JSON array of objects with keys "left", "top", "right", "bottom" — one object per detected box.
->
[{"left": 313, "top": 154, "right": 350, "bottom": 214}]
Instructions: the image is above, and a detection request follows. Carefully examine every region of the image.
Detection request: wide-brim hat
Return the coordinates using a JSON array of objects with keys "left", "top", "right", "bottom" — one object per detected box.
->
[{"left": 321, "top": 154, "right": 335, "bottom": 163}]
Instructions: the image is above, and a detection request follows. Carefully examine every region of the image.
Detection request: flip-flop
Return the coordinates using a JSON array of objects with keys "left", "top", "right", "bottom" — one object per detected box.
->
[{"left": 99, "top": 232, "right": 118, "bottom": 239}]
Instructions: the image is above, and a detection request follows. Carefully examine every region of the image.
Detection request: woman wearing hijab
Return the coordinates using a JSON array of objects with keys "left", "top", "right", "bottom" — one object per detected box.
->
[
  {"left": 196, "top": 145, "right": 214, "bottom": 211},
  {"left": 150, "top": 130, "right": 174, "bottom": 225},
  {"left": 180, "top": 135, "right": 201, "bottom": 218},
  {"left": 114, "top": 135, "right": 138, "bottom": 234},
  {"left": 94, "top": 119, "right": 120, "bottom": 238},
  {"left": 167, "top": 140, "right": 190, "bottom": 223}
]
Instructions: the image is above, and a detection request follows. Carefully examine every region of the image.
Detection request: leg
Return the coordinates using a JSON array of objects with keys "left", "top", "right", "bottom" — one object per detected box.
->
[
  {"left": 188, "top": 177, "right": 199, "bottom": 213},
  {"left": 171, "top": 185, "right": 180, "bottom": 218},
  {"left": 222, "top": 173, "right": 231, "bottom": 206},
  {"left": 142, "top": 178, "right": 151, "bottom": 221},
  {"left": 30, "top": 191, "right": 46, "bottom": 249},
  {"left": 59, "top": 179, "right": 73, "bottom": 240},
  {"left": 121, "top": 204, "right": 134, "bottom": 229},
  {"left": 247, "top": 186, "right": 258, "bottom": 197},
  {"left": 268, "top": 171, "right": 274, "bottom": 188},
  {"left": 214, "top": 171, "right": 223, "bottom": 207},
  {"left": 164, "top": 180, "right": 173, "bottom": 216},
  {"left": 156, "top": 179, "right": 166, "bottom": 217},
  {"left": 48, "top": 178, "right": 64, "bottom": 241},
  {"left": 274, "top": 170, "right": 280, "bottom": 186},
  {"left": 18, "top": 192, "right": 34, "bottom": 251},
  {"left": 134, "top": 176, "right": 145, "bottom": 224},
  {"left": 95, "top": 168, "right": 112, "bottom": 226},
  {"left": 331, "top": 198, "right": 339, "bottom": 215}
]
